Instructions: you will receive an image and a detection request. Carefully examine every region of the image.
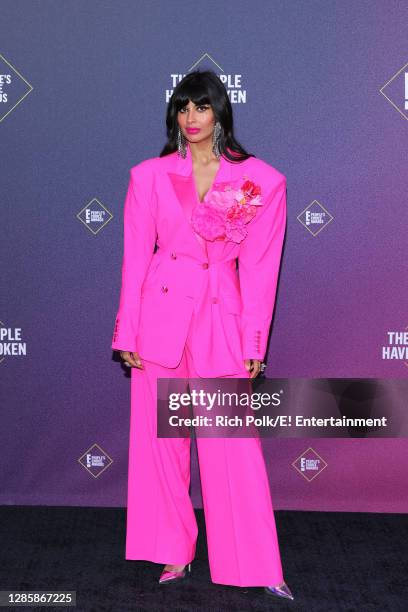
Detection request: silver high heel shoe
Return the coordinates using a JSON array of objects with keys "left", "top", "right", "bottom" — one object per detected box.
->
[
  {"left": 264, "top": 580, "right": 294, "bottom": 600},
  {"left": 158, "top": 562, "right": 192, "bottom": 584}
]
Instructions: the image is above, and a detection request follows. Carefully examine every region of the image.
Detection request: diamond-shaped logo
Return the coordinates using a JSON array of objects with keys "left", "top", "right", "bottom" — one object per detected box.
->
[
  {"left": 292, "top": 446, "right": 328, "bottom": 482},
  {"left": 379, "top": 61, "right": 408, "bottom": 121},
  {"left": 0, "top": 54, "right": 33, "bottom": 123},
  {"left": 297, "top": 200, "right": 334, "bottom": 236},
  {"left": 78, "top": 443, "right": 113, "bottom": 478},
  {"left": 76, "top": 199, "right": 113, "bottom": 235}
]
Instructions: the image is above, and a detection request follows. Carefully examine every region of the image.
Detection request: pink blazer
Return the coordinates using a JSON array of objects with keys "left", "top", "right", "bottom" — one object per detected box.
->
[{"left": 111, "top": 145, "right": 287, "bottom": 377}]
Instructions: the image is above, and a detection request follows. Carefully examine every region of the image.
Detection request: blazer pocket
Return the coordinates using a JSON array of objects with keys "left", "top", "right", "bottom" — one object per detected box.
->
[{"left": 222, "top": 294, "right": 242, "bottom": 315}]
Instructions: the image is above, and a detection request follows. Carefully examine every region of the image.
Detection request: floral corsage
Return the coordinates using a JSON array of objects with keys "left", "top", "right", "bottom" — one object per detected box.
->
[{"left": 191, "top": 178, "right": 263, "bottom": 244}]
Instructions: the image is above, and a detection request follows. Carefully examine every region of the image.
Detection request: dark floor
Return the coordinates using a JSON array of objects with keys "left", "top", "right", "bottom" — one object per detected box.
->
[{"left": 0, "top": 505, "right": 406, "bottom": 612}]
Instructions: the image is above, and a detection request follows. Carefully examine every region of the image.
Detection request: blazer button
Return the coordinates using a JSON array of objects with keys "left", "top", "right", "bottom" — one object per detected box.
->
[
  {"left": 170, "top": 252, "right": 177, "bottom": 259},
  {"left": 212, "top": 297, "right": 218, "bottom": 304},
  {"left": 161, "top": 285, "right": 168, "bottom": 293},
  {"left": 202, "top": 263, "right": 209, "bottom": 269}
]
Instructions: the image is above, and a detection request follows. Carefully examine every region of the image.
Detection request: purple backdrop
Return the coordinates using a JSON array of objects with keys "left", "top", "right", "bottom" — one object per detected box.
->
[{"left": 1, "top": 0, "right": 407, "bottom": 512}]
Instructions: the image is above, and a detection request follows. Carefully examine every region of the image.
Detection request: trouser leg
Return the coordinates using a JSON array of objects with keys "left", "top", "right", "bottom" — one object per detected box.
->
[
  {"left": 125, "top": 342, "right": 197, "bottom": 565},
  {"left": 184, "top": 319, "right": 285, "bottom": 587}
]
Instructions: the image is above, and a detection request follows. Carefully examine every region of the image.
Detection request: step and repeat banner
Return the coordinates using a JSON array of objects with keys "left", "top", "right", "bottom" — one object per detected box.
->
[{"left": 1, "top": 0, "right": 407, "bottom": 512}]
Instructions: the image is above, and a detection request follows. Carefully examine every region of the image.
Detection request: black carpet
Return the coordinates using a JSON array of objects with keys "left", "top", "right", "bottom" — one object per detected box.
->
[{"left": 0, "top": 505, "right": 406, "bottom": 611}]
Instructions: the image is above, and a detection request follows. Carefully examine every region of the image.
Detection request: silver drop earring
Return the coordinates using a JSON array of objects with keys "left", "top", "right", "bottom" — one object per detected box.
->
[
  {"left": 177, "top": 126, "right": 187, "bottom": 158},
  {"left": 212, "top": 121, "right": 222, "bottom": 159}
]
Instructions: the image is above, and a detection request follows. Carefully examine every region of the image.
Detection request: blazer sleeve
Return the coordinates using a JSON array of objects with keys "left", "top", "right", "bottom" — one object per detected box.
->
[
  {"left": 111, "top": 162, "right": 157, "bottom": 353},
  {"left": 238, "top": 174, "right": 287, "bottom": 361}
]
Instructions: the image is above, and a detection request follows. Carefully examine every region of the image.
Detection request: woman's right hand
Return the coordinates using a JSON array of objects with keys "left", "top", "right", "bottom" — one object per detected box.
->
[{"left": 119, "top": 351, "right": 144, "bottom": 369}]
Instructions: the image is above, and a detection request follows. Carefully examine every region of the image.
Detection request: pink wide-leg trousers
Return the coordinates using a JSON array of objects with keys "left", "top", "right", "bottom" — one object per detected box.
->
[{"left": 126, "top": 308, "right": 284, "bottom": 587}]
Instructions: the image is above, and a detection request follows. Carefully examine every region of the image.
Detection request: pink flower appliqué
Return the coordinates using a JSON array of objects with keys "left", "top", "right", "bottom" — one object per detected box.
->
[{"left": 191, "top": 178, "right": 263, "bottom": 244}]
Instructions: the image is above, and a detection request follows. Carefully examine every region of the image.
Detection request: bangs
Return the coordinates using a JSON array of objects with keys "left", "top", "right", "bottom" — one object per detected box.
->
[{"left": 172, "top": 78, "right": 212, "bottom": 111}]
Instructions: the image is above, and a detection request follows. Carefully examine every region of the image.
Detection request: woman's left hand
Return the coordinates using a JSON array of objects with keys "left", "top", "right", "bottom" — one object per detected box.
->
[{"left": 244, "top": 359, "right": 261, "bottom": 379}]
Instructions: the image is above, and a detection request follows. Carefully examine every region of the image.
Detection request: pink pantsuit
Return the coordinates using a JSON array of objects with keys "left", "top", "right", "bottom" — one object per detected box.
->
[{"left": 111, "top": 145, "right": 287, "bottom": 586}]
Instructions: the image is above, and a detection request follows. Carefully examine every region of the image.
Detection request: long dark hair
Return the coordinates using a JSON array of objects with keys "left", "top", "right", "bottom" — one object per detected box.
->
[{"left": 159, "top": 70, "right": 255, "bottom": 163}]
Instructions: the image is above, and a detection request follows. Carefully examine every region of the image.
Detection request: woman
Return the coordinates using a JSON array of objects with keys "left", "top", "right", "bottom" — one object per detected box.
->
[{"left": 111, "top": 70, "right": 293, "bottom": 600}]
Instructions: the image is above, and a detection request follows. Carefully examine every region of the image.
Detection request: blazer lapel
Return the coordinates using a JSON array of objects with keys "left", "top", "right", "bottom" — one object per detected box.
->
[{"left": 166, "top": 144, "right": 234, "bottom": 258}]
